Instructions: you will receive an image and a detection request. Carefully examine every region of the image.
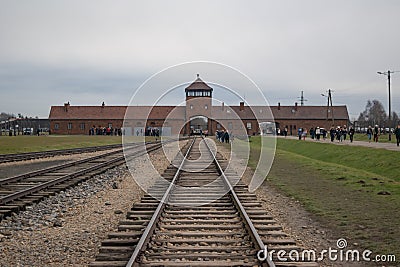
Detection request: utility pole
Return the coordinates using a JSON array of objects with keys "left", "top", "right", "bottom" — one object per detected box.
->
[
  {"left": 377, "top": 70, "right": 399, "bottom": 141},
  {"left": 298, "top": 91, "right": 308, "bottom": 106},
  {"left": 322, "top": 89, "right": 334, "bottom": 126}
]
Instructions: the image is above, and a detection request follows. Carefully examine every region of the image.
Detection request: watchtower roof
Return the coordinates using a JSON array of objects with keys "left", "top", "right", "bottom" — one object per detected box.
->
[{"left": 185, "top": 74, "right": 213, "bottom": 92}]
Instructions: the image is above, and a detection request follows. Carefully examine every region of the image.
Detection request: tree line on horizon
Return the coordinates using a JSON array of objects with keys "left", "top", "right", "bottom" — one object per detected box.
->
[
  {"left": 0, "top": 112, "right": 40, "bottom": 122},
  {"left": 357, "top": 100, "right": 399, "bottom": 128}
]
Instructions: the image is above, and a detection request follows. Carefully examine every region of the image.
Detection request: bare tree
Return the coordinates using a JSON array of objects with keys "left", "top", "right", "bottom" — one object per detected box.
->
[{"left": 358, "top": 100, "right": 388, "bottom": 126}]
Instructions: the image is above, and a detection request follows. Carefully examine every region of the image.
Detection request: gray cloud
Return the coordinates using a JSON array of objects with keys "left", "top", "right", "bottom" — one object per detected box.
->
[{"left": 0, "top": 0, "right": 400, "bottom": 119}]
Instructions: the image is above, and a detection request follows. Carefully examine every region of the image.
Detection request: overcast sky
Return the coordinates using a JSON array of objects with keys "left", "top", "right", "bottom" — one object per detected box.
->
[{"left": 1, "top": 0, "right": 400, "bottom": 120}]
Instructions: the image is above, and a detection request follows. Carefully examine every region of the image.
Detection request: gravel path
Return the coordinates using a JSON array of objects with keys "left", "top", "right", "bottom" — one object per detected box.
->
[
  {"left": 279, "top": 135, "right": 400, "bottom": 151},
  {"left": 0, "top": 144, "right": 175, "bottom": 267}
]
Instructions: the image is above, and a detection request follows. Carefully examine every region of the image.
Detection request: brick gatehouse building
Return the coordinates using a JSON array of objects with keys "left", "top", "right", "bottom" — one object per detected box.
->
[{"left": 49, "top": 75, "right": 349, "bottom": 135}]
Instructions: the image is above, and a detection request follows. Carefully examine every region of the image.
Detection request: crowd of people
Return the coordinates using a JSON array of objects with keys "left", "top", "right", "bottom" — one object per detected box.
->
[
  {"left": 293, "top": 124, "right": 400, "bottom": 146},
  {"left": 145, "top": 127, "right": 160, "bottom": 137},
  {"left": 216, "top": 129, "right": 230, "bottom": 143},
  {"left": 89, "top": 126, "right": 123, "bottom": 136},
  {"left": 295, "top": 125, "right": 356, "bottom": 143}
]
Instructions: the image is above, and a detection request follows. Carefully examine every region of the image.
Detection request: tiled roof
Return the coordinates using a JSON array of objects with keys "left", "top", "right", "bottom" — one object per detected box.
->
[
  {"left": 211, "top": 105, "right": 349, "bottom": 121},
  {"left": 49, "top": 106, "right": 127, "bottom": 120},
  {"left": 49, "top": 104, "right": 349, "bottom": 121},
  {"left": 270, "top": 105, "right": 349, "bottom": 120},
  {"left": 49, "top": 105, "right": 185, "bottom": 120},
  {"left": 185, "top": 76, "right": 213, "bottom": 91}
]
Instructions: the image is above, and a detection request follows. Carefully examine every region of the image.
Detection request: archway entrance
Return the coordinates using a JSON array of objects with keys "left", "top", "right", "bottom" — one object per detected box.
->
[{"left": 189, "top": 115, "right": 208, "bottom": 135}]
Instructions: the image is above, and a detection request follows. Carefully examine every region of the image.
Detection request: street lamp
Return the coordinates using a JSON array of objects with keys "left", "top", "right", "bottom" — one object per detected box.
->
[{"left": 377, "top": 70, "right": 399, "bottom": 141}]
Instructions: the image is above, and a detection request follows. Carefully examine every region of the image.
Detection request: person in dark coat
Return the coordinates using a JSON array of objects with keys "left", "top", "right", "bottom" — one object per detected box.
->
[
  {"left": 224, "top": 131, "right": 230, "bottom": 143},
  {"left": 349, "top": 126, "right": 355, "bottom": 143},
  {"left": 373, "top": 125, "right": 380, "bottom": 142},
  {"left": 330, "top": 127, "right": 335, "bottom": 142},
  {"left": 394, "top": 124, "right": 400, "bottom": 147}
]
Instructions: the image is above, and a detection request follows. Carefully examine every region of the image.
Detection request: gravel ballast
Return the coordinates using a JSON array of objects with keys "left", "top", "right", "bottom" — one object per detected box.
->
[{"left": 0, "top": 145, "right": 174, "bottom": 267}]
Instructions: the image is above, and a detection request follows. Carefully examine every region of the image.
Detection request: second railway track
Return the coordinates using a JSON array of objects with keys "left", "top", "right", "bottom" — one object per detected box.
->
[
  {"left": 91, "top": 137, "right": 318, "bottom": 267},
  {"left": 0, "top": 141, "right": 169, "bottom": 221},
  {"left": 0, "top": 143, "right": 123, "bottom": 164}
]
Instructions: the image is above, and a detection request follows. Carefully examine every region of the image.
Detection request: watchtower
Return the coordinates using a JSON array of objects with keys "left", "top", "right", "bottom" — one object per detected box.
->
[{"left": 185, "top": 74, "right": 213, "bottom": 135}]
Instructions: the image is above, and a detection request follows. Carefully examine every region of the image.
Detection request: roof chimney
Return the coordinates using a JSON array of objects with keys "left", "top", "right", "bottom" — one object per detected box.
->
[
  {"left": 295, "top": 102, "right": 298, "bottom": 111},
  {"left": 239, "top": 101, "right": 244, "bottom": 111},
  {"left": 222, "top": 102, "right": 225, "bottom": 111},
  {"left": 278, "top": 102, "right": 281, "bottom": 110},
  {"left": 64, "top": 101, "right": 70, "bottom": 112},
  {"left": 102, "top": 101, "right": 105, "bottom": 108}
]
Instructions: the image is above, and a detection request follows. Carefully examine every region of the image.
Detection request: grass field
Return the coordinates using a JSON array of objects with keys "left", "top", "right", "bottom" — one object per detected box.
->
[
  {"left": 248, "top": 136, "right": 400, "bottom": 257},
  {"left": 353, "top": 133, "right": 398, "bottom": 143},
  {"left": 0, "top": 135, "right": 123, "bottom": 154}
]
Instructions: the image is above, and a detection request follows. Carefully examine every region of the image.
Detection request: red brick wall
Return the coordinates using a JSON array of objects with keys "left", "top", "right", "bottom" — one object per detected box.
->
[{"left": 50, "top": 120, "right": 123, "bottom": 135}]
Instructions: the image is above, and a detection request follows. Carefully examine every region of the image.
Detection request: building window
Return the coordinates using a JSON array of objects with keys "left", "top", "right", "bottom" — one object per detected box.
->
[
  {"left": 67, "top": 123, "right": 72, "bottom": 130},
  {"left": 228, "top": 122, "right": 233, "bottom": 130},
  {"left": 80, "top": 123, "right": 85, "bottom": 130},
  {"left": 205, "top": 104, "right": 208, "bottom": 110},
  {"left": 108, "top": 123, "right": 112, "bottom": 128},
  {"left": 294, "top": 125, "right": 297, "bottom": 130},
  {"left": 247, "top": 122, "right": 252, "bottom": 129},
  {"left": 217, "top": 123, "right": 221, "bottom": 129},
  {"left": 190, "top": 105, "right": 193, "bottom": 110},
  {"left": 54, "top": 123, "right": 59, "bottom": 130}
]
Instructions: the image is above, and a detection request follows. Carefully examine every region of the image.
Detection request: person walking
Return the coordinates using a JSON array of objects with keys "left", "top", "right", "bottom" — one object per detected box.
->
[
  {"left": 298, "top": 127, "right": 303, "bottom": 140},
  {"left": 302, "top": 128, "right": 307, "bottom": 140},
  {"left": 373, "top": 125, "right": 379, "bottom": 142},
  {"left": 394, "top": 124, "right": 400, "bottom": 147},
  {"left": 315, "top": 127, "right": 321, "bottom": 141},
  {"left": 349, "top": 126, "right": 355, "bottom": 143},
  {"left": 342, "top": 126, "right": 347, "bottom": 141},
  {"left": 336, "top": 127, "right": 342, "bottom": 142},
  {"left": 366, "top": 126, "right": 373, "bottom": 143},
  {"left": 224, "top": 131, "right": 230, "bottom": 143},
  {"left": 330, "top": 127, "right": 335, "bottom": 142}
]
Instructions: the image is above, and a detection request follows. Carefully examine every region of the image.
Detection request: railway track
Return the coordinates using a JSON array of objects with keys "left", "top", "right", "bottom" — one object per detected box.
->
[
  {"left": 0, "top": 141, "right": 167, "bottom": 221},
  {"left": 0, "top": 143, "right": 122, "bottom": 164},
  {"left": 90, "top": 137, "right": 318, "bottom": 267}
]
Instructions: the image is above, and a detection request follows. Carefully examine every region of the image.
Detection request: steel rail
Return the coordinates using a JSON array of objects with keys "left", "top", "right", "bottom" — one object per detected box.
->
[
  {"left": 0, "top": 149, "right": 124, "bottom": 185},
  {"left": 202, "top": 137, "right": 275, "bottom": 267},
  {"left": 0, "top": 140, "right": 172, "bottom": 185},
  {"left": 0, "top": 143, "right": 123, "bottom": 163},
  {"left": 0, "top": 142, "right": 163, "bottom": 205},
  {"left": 125, "top": 137, "right": 196, "bottom": 267}
]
